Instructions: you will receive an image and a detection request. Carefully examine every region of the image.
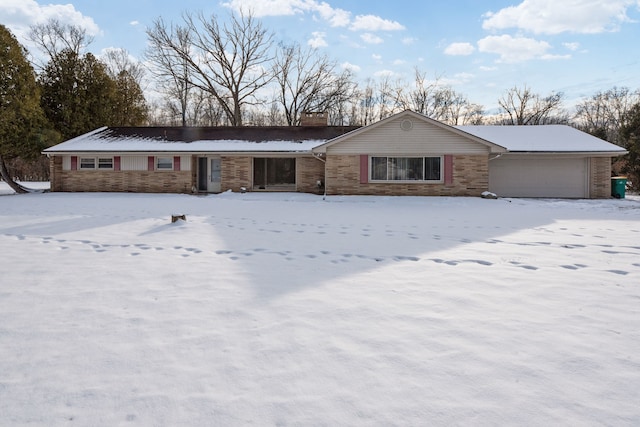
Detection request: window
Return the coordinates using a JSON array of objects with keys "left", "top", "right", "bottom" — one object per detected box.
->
[
  {"left": 78, "top": 157, "right": 114, "bottom": 170},
  {"left": 98, "top": 158, "right": 113, "bottom": 169},
  {"left": 156, "top": 157, "right": 173, "bottom": 170},
  {"left": 370, "top": 156, "right": 442, "bottom": 182},
  {"left": 79, "top": 158, "right": 96, "bottom": 170},
  {"left": 253, "top": 158, "right": 296, "bottom": 189}
]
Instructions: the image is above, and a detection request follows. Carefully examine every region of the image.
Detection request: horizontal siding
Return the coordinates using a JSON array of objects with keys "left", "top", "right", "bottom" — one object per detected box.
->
[{"left": 327, "top": 116, "right": 489, "bottom": 155}]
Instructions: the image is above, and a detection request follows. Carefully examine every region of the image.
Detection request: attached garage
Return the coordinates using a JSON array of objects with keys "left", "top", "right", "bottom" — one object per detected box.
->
[
  {"left": 489, "top": 155, "right": 588, "bottom": 198},
  {"left": 458, "top": 124, "right": 627, "bottom": 199}
]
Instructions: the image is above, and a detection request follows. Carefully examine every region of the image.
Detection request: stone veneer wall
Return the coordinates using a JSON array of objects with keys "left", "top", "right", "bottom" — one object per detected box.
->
[
  {"left": 325, "top": 154, "right": 489, "bottom": 196},
  {"left": 296, "top": 157, "right": 326, "bottom": 194},
  {"left": 49, "top": 158, "right": 192, "bottom": 193},
  {"left": 221, "top": 156, "right": 252, "bottom": 192},
  {"left": 589, "top": 157, "right": 612, "bottom": 199}
]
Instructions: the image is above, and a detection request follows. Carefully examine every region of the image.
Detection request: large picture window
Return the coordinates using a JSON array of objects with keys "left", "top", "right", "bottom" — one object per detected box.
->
[
  {"left": 253, "top": 158, "right": 296, "bottom": 190},
  {"left": 371, "top": 156, "right": 442, "bottom": 182}
]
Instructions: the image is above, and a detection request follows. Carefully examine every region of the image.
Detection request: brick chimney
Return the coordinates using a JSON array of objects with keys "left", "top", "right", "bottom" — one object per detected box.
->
[{"left": 300, "top": 111, "right": 328, "bottom": 126}]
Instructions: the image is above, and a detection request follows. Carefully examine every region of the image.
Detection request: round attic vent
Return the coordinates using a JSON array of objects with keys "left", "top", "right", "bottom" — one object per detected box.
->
[{"left": 400, "top": 119, "right": 413, "bottom": 131}]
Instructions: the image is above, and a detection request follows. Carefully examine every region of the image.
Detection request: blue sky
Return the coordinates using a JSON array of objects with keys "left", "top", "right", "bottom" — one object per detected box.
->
[{"left": 4, "top": 0, "right": 640, "bottom": 112}]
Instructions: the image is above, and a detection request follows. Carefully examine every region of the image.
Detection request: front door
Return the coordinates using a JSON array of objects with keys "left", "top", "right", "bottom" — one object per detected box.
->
[{"left": 198, "top": 157, "right": 221, "bottom": 193}]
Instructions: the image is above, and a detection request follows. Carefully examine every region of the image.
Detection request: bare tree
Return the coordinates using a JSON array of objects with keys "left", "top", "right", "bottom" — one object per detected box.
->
[
  {"left": 497, "top": 85, "right": 566, "bottom": 125},
  {"left": 146, "top": 10, "right": 274, "bottom": 126},
  {"left": 102, "top": 48, "right": 146, "bottom": 85},
  {"left": 436, "top": 87, "right": 484, "bottom": 125},
  {"left": 574, "top": 86, "right": 640, "bottom": 144},
  {"left": 272, "top": 42, "right": 347, "bottom": 125},
  {"left": 146, "top": 19, "right": 194, "bottom": 126},
  {"left": 28, "top": 19, "right": 93, "bottom": 68}
]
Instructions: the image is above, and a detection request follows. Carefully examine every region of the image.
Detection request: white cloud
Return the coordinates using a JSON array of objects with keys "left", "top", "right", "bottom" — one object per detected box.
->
[
  {"left": 350, "top": 14, "right": 405, "bottom": 31},
  {"left": 563, "top": 42, "right": 580, "bottom": 51},
  {"left": 314, "top": 2, "right": 351, "bottom": 27},
  {"left": 393, "top": 59, "right": 407, "bottom": 66},
  {"left": 341, "top": 62, "right": 361, "bottom": 72},
  {"left": 307, "top": 31, "right": 328, "bottom": 48},
  {"left": 360, "top": 33, "right": 384, "bottom": 44},
  {"left": 222, "top": 0, "right": 351, "bottom": 27},
  {"left": 371, "top": 54, "right": 383, "bottom": 62},
  {"left": 1, "top": 0, "right": 100, "bottom": 43},
  {"left": 477, "top": 34, "right": 553, "bottom": 63},
  {"left": 438, "top": 72, "right": 476, "bottom": 87},
  {"left": 402, "top": 37, "right": 416, "bottom": 45},
  {"left": 444, "top": 42, "right": 476, "bottom": 56},
  {"left": 482, "top": 0, "right": 639, "bottom": 34},
  {"left": 479, "top": 65, "right": 498, "bottom": 71},
  {"left": 374, "top": 69, "right": 397, "bottom": 78},
  {"left": 130, "top": 20, "right": 139, "bottom": 26}
]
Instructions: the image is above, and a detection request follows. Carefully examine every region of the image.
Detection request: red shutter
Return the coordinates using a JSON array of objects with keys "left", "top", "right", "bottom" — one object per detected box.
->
[
  {"left": 173, "top": 156, "right": 180, "bottom": 171},
  {"left": 148, "top": 156, "right": 155, "bottom": 171},
  {"left": 444, "top": 155, "right": 453, "bottom": 185},
  {"left": 360, "top": 155, "right": 369, "bottom": 184},
  {"left": 114, "top": 156, "right": 121, "bottom": 171},
  {"left": 70, "top": 156, "right": 77, "bottom": 171}
]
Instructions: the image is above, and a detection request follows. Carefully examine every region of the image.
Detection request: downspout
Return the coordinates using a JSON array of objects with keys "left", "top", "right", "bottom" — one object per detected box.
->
[{"left": 312, "top": 152, "right": 327, "bottom": 199}]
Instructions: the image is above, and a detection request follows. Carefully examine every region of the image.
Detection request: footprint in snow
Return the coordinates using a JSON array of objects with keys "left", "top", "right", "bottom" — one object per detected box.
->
[{"left": 607, "top": 269, "right": 629, "bottom": 275}]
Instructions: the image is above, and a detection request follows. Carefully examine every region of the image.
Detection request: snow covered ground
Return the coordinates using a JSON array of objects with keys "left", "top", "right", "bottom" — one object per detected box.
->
[{"left": 1, "top": 182, "right": 639, "bottom": 426}]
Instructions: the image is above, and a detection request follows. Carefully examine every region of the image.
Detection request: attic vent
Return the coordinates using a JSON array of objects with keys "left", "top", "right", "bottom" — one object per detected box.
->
[{"left": 400, "top": 119, "right": 413, "bottom": 131}]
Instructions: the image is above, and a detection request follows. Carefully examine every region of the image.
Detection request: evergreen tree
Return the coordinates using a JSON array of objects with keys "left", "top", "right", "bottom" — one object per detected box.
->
[
  {"left": 111, "top": 69, "right": 149, "bottom": 126},
  {"left": 39, "top": 49, "right": 117, "bottom": 140},
  {"left": 0, "top": 25, "right": 56, "bottom": 193},
  {"left": 619, "top": 103, "right": 640, "bottom": 191}
]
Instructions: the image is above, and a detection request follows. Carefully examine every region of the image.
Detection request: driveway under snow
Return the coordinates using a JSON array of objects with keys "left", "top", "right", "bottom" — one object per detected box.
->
[{"left": 1, "top": 187, "right": 639, "bottom": 425}]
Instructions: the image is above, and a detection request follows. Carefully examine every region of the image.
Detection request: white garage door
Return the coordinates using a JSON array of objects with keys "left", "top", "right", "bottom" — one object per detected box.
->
[{"left": 489, "top": 156, "right": 588, "bottom": 198}]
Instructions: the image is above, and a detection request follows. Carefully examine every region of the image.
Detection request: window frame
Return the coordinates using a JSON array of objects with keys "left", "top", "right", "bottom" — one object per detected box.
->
[
  {"left": 97, "top": 157, "right": 114, "bottom": 170},
  {"left": 79, "top": 157, "right": 96, "bottom": 170},
  {"left": 156, "top": 157, "right": 174, "bottom": 171},
  {"left": 78, "top": 156, "right": 115, "bottom": 171},
  {"left": 369, "top": 155, "right": 444, "bottom": 183}
]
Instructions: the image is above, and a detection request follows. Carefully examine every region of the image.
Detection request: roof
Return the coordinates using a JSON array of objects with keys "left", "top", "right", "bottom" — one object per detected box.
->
[
  {"left": 313, "top": 110, "right": 508, "bottom": 153},
  {"left": 43, "top": 125, "right": 360, "bottom": 154},
  {"left": 456, "top": 125, "right": 627, "bottom": 154}
]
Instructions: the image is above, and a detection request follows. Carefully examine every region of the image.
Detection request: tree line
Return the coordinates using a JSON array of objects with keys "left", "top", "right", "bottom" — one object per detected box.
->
[{"left": 1, "top": 11, "right": 639, "bottom": 189}]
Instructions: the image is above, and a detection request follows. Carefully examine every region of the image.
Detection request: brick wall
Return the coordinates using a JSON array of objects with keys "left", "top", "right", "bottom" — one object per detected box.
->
[
  {"left": 590, "top": 157, "right": 612, "bottom": 199},
  {"left": 54, "top": 169, "right": 192, "bottom": 193},
  {"left": 221, "top": 156, "right": 251, "bottom": 192},
  {"left": 50, "top": 156, "right": 63, "bottom": 192},
  {"left": 325, "top": 154, "right": 488, "bottom": 196},
  {"left": 296, "top": 157, "right": 326, "bottom": 194}
]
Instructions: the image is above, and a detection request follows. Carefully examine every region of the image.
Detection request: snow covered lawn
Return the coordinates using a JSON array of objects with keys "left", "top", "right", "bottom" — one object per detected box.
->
[{"left": 1, "top": 185, "right": 639, "bottom": 425}]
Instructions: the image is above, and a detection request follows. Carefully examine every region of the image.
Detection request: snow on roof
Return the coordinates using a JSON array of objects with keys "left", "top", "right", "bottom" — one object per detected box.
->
[
  {"left": 456, "top": 125, "right": 626, "bottom": 153},
  {"left": 43, "top": 127, "right": 328, "bottom": 153}
]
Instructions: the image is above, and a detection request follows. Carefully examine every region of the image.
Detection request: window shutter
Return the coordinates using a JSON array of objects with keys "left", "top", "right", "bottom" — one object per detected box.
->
[
  {"left": 444, "top": 155, "right": 453, "bottom": 185},
  {"left": 70, "top": 156, "right": 77, "bottom": 171},
  {"left": 173, "top": 156, "right": 180, "bottom": 171},
  {"left": 114, "top": 156, "right": 121, "bottom": 171},
  {"left": 148, "top": 156, "right": 155, "bottom": 171},
  {"left": 360, "top": 155, "right": 369, "bottom": 184}
]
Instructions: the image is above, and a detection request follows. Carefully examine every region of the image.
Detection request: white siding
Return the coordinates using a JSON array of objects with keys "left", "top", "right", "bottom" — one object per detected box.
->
[
  {"left": 180, "top": 155, "right": 191, "bottom": 171},
  {"left": 121, "top": 156, "right": 148, "bottom": 171},
  {"left": 327, "top": 116, "right": 490, "bottom": 155}
]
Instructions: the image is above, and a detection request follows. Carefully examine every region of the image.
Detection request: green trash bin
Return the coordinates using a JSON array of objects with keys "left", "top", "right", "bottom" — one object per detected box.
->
[{"left": 611, "top": 176, "right": 627, "bottom": 199}]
